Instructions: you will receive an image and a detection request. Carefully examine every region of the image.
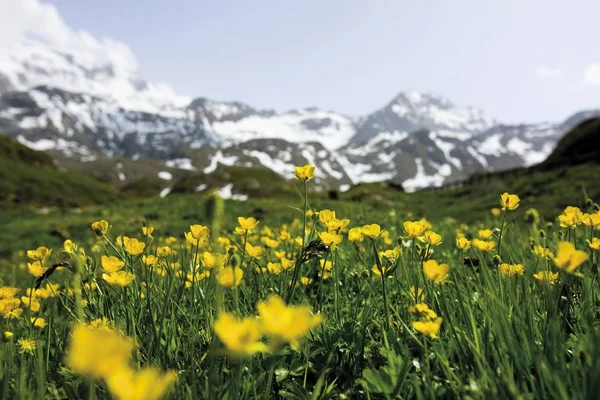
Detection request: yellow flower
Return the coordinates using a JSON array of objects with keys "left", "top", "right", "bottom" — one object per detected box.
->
[
  {"left": 66, "top": 322, "right": 134, "bottom": 379},
  {"left": 281, "top": 258, "right": 295, "bottom": 270},
  {"left": 318, "top": 231, "right": 343, "bottom": 248},
  {"left": 0, "top": 286, "right": 20, "bottom": 299},
  {"left": 587, "top": 238, "right": 600, "bottom": 251},
  {"left": 217, "top": 267, "right": 244, "bottom": 288},
  {"left": 0, "top": 297, "right": 21, "bottom": 317},
  {"left": 423, "top": 260, "right": 449, "bottom": 284},
  {"left": 101, "top": 255, "right": 125, "bottom": 273},
  {"left": 103, "top": 271, "right": 136, "bottom": 287},
  {"left": 421, "top": 230, "right": 442, "bottom": 246},
  {"left": 31, "top": 317, "right": 47, "bottom": 329},
  {"left": 105, "top": 366, "right": 177, "bottom": 400},
  {"left": 371, "top": 264, "right": 391, "bottom": 277},
  {"left": 21, "top": 296, "right": 40, "bottom": 312},
  {"left": 123, "top": 237, "right": 145, "bottom": 256},
  {"left": 500, "top": 192, "right": 520, "bottom": 211},
  {"left": 238, "top": 217, "right": 259, "bottom": 232},
  {"left": 63, "top": 239, "right": 75, "bottom": 253},
  {"left": 294, "top": 164, "right": 315, "bottom": 180},
  {"left": 478, "top": 229, "right": 493, "bottom": 239},
  {"left": 409, "top": 286, "right": 425, "bottom": 303},
  {"left": 27, "top": 261, "right": 47, "bottom": 278},
  {"left": 533, "top": 271, "right": 559, "bottom": 285},
  {"left": 261, "top": 237, "right": 280, "bottom": 248},
  {"left": 214, "top": 313, "right": 267, "bottom": 356},
  {"left": 27, "top": 246, "right": 52, "bottom": 262},
  {"left": 245, "top": 243, "right": 264, "bottom": 258},
  {"left": 257, "top": 295, "right": 323, "bottom": 348},
  {"left": 456, "top": 237, "right": 471, "bottom": 250},
  {"left": 325, "top": 218, "right": 350, "bottom": 233},
  {"left": 361, "top": 224, "right": 381, "bottom": 239},
  {"left": 319, "top": 209, "right": 336, "bottom": 226},
  {"left": 553, "top": 242, "right": 588, "bottom": 274},
  {"left": 491, "top": 207, "right": 501, "bottom": 217},
  {"left": 403, "top": 221, "right": 426, "bottom": 238},
  {"left": 558, "top": 206, "right": 584, "bottom": 228},
  {"left": 185, "top": 225, "right": 210, "bottom": 246},
  {"left": 407, "top": 303, "right": 438, "bottom": 319},
  {"left": 348, "top": 227, "right": 364, "bottom": 243},
  {"left": 142, "top": 226, "right": 155, "bottom": 237},
  {"left": 532, "top": 245, "right": 546, "bottom": 258},
  {"left": 91, "top": 220, "right": 111, "bottom": 236},
  {"left": 582, "top": 212, "right": 600, "bottom": 229},
  {"left": 499, "top": 263, "right": 525, "bottom": 277},
  {"left": 300, "top": 277, "right": 313, "bottom": 285},
  {"left": 381, "top": 247, "right": 400, "bottom": 259},
  {"left": 412, "top": 317, "right": 443, "bottom": 339},
  {"left": 472, "top": 239, "right": 496, "bottom": 252},
  {"left": 267, "top": 262, "right": 283, "bottom": 274},
  {"left": 142, "top": 255, "right": 158, "bottom": 267},
  {"left": 17, "top": 337, "right": 37, "bottom": 354},
  {"left": 201, "top": 252, "right": 222, "bottom": 268},
  {"left": 3, "top": 331, "right": 13, "bottom": 342},
  {"left": 156, "top": 246, "right": 172, "bottom": 257}
]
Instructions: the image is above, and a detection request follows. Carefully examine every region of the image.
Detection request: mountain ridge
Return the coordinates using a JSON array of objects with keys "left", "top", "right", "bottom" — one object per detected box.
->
[{"left": 1, "top": 16, "right": 599, "bottom": 193}]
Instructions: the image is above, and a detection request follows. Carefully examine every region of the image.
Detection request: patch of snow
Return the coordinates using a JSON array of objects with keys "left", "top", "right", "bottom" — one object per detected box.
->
[
  {"left": 157, "top": 171, "right": 172, "bottom": 180},
  {"left": 159, "top": 187, "right": 171, "bottom": 198},
  {"left": 243, "top": 149, "right": 295, "bottom": 179},
  {"left": 466, "top": 146, "right": 489, "bottom": 168},
  {"left": 203, "top": 151, "right": 238, "bottom": 174},
  {"left": 218, "top": 184, "right": 248, "bottom": 201},
  {"left": 477, "top": 134, "right": 503, "bottom": 156},
  {"left": 195, "top": 184, "right": 207, "bottom": 192},
  {"left": 339, "top": 184, "right": 351, "bottom": 192},
  {"left": 402, "top": 158, "right": 448, "bottom": 192},
  {"left": 118, "top": 172, "right": 126, "bottom": 181},
  {"left": 165, "top": 158, "right": 196, "bottom": 171}
]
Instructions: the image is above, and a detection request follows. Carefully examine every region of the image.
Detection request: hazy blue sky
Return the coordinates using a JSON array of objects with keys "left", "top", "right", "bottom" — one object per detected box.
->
[{"left": 29, "top": 1, "right": 600, "bottom": 122}]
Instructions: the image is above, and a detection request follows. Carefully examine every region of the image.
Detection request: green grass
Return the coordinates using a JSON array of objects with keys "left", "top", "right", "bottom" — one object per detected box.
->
[{"left": 1, "top": 177, "right": 600, "bottom": 399}]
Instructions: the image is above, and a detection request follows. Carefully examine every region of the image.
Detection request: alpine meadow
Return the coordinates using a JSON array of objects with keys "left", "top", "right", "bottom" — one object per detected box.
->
[{"left": 2, "top": 0, "right": 600, "bottom": 399}]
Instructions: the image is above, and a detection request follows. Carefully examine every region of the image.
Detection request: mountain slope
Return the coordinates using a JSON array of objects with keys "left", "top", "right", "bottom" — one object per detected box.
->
[
  {"left": 1, "top": 0, "right": 599, "bottom": 193},
  {"left": 0, "top": 136, "right": 119, "bottom": 207}
]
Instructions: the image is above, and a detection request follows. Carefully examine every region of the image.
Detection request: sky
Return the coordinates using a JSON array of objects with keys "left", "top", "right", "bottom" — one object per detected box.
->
[{"left": 4, "top": 0, "right": 600, "bottom": 123}]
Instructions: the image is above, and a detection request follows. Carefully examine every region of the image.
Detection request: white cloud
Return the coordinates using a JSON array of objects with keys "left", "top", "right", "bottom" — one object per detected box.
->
[
  {"left": 536, "top": 66, "right": 562, "bottom": 78},
  {"left": 0, "top": 0, "right": 189, "bottom": 113},
  {"left": 583, "top": 64, "right": 600, "bottom": 86}
]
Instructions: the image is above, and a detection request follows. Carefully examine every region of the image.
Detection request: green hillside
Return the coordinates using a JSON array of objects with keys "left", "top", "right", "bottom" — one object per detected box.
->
[{"left": 0, "top": 136, "right": 120, "bottom": 208}]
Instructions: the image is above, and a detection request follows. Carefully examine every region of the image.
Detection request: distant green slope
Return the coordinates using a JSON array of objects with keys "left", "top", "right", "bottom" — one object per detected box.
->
[
  {"left": 540, "top": 117, "right": 600, "bottom": 168},
  {"left": 0, "top": 136, "right": 120, "bottom": 208}
]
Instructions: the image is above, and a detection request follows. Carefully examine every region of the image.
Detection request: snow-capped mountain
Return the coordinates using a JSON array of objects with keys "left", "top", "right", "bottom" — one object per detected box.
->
[{"left": 1, "top": 0, "right": 598, "bottom": 194}]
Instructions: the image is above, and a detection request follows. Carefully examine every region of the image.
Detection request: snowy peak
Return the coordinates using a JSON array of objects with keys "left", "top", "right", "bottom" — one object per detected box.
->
[
  {"left": 352, "top": 91, "right": 496, "bottom": 143},
  {"left": 188, "top": 98, "right": 356, "bottom": 150},
  {"left": 0, "top": 0, "right": 189, "bottom": 117}
]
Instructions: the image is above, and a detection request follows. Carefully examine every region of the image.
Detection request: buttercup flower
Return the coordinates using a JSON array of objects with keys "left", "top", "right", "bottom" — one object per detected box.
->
[
  {"left": 362, "top": 224, "right": 382, "bottom": 239},
  {"left": 294, "top": 164, "right": 315, "bottom": 180},
  {"left": 91, "top": 220, "right": 111, "bottom": 236},
  {"left": 217, "top": 267, "right": 244, "bottom": 288},
  {"left": 412, "top": 317, "right": 443, "bottom": 339},
  {"left": 553, "top": 242, "right": 588, "bottom": 274},
  {"left": 214, "top": 313, "right": 267, "bottom": 356},
  {"left": 499, "top": 263, "right": 525, "bottom": 277},
  {"left": 123, "top": 237, "right": 145, "bottom": 256},
  {"left": 105, "top": 366, "right": 177, "bottom": 400},
  {"left": 101, "top": 255, "right": 125, "bottom": 274},
  {"left": 456, "top": 237, "right": 471, "bottom": 250},
  {"left": 533, "top": 270, "right": 559, "bottom": 285},
  {"left": 500, "top": 192, "right": 520, "bottom": 211},
  {"left": 423, "top": 260, "right": 449, "bottom": 284},
  {"left": 403, "top": 221, "right": 427, "bottom": 238}
]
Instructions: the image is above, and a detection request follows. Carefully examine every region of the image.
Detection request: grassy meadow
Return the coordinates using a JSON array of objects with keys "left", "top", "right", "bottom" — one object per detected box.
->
[{"left": 1, "top": 164, "right": 600, "bottom": 399}]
